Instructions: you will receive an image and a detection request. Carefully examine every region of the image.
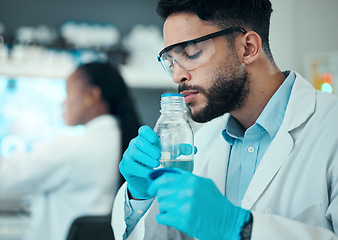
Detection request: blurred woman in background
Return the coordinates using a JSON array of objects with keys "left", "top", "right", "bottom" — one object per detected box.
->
[{"left": 0, "top": 62, "right": 140, "bottom": 240}]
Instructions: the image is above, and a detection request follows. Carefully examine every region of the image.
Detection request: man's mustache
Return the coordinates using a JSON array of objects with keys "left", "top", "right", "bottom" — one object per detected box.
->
[{"left": 178, "top": 83, "right": 205, "bottom": 94}]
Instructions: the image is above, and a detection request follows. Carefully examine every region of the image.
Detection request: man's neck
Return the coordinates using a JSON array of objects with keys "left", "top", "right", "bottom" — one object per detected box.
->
[{"left": 230, "top": 65, "right": 286, "bottom": 130}]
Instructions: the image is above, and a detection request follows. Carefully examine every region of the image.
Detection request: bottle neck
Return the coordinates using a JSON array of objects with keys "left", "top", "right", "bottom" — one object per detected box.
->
[
  {"left": 160, "top": 103, "right": 186, "bottom": 113},
  {"left": 160, "top": 96, "right": 186, "bottom": 113}
]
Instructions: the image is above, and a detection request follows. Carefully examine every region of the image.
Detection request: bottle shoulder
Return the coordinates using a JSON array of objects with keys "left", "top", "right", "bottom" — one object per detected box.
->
[
  {"left": 155, "top": 115, "right": 191, "bottom": 124},
  {"left": 154, "top": 117, "right": 193, "bottom": 132}
]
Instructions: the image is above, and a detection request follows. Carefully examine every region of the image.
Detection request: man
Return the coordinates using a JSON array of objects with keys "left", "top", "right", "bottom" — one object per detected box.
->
[
  {"left": 112, "top": 0, "right": 338, "bottom": 239},
  {"left": 0, "top": 62, "right": 140, "bottom": 240}
]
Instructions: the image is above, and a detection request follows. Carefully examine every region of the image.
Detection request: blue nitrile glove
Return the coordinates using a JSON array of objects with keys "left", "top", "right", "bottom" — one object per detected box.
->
[
  {"left": 147, "top": 169, "right": 251, "bottom": 240},
  {"left": 119, "top": 125, "right": 161, "bottom": 199},
  {"left": 170, "top": 143, "right": 195, "bottom": 159}
]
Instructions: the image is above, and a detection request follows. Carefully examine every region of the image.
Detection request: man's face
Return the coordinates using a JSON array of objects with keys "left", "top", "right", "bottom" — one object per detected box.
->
[
  {"left": 62, "top": 71, "right": 92, "bottom": 126},
  {"left": 163, "top": 13, "right": 250, "bottom": 123}
]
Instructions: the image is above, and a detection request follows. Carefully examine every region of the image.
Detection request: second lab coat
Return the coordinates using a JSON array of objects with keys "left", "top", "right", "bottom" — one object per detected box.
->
[
  {"left": 0, "top": 114, "right": 121, "bottom": 240},
  {"left": 112, "top": 73, "right": 338, "bottom": 239}
]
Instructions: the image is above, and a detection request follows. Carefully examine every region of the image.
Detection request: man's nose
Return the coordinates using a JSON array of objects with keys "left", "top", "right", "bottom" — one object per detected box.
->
[{"left": 172, "top": 60, "right": 191, "bottom": 84}]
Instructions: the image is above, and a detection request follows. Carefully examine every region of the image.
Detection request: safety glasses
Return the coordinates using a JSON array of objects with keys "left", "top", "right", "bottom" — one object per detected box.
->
[{"left": 157, "top": 27, "right": 247, "bottom": 76}]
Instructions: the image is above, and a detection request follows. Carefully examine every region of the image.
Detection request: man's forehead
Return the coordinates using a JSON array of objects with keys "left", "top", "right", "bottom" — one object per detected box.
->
[{"left": 163, "top": 12, "right": 219, "bottom": 47}]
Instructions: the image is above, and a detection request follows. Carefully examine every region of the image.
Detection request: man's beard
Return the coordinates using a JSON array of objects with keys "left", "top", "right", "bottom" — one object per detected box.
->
[{"left": 179, "top": 63, "right": 250, "bottom": 123}]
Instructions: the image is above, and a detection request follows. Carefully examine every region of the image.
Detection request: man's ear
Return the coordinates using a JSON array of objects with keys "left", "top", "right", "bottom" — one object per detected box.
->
[{"left": 238, "top": 31, "right": 262, "bottom": 65}]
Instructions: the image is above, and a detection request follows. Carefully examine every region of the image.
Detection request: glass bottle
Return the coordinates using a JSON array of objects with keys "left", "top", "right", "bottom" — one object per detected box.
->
[{"left": 154, "top": 93, "right": 194, "bottom": 172}]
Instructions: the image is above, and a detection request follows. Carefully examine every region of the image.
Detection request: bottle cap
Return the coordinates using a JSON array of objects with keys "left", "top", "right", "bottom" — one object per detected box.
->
[{"left": 161, "top": 93, "right": 184, "bottom": 98}]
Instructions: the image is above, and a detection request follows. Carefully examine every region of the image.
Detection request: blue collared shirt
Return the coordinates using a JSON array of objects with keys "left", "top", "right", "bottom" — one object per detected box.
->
[
  {"left": 123, "top": 190, "right": 154, "bottom": 238},
  {"left": 223, "top": 71, "right": 295, "bottom": 206}
]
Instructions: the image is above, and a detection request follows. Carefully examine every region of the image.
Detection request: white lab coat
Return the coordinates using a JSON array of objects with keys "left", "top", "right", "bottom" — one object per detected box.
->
[
  {"left": 0, "top": 114, "right": 121, "bottom": 240},
  {"left": 112, "top": 73, "right": 338, "bottom": 239}
]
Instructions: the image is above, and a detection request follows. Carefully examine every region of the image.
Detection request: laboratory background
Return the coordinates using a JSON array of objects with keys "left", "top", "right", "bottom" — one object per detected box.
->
[{"left": 0, "top": 0, "right": 337, "bottom": 239}]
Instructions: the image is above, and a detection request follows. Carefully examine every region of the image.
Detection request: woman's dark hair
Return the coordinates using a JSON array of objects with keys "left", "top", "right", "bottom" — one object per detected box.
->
[
  {"left": 157, "top": 0, "right": 274, "bottom": 61},
  {"left": 77, "top": 62, "right": 141, "bottom": 178}
]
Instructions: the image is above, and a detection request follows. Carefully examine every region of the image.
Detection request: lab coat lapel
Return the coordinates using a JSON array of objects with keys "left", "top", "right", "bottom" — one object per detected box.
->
[
  {"left": 241, "top": 72, "right": 316, "bottom": 209},
  {"left": 207, "top": 137, "right": 230, "bottom": 196},
  {"left": 241, "top": 124, "right": 294, "bottom": 209}
]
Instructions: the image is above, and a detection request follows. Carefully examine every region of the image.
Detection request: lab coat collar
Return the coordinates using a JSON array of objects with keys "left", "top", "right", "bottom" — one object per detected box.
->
[
  {"left": 241, "top": 72, "right": 316, "bottom": 209},
  {"left": 283, "top": 72, "right": 316, "bottom": 132}
]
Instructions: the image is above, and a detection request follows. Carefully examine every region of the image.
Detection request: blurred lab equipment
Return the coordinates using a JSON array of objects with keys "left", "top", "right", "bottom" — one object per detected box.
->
[
  {"left": 60, "top": 21, "right": 120, "bottom": 50},
  {"left": 15, "top": 25, "right": 57, "bottom": 46},
  {"left": 120, "top": 24, "right": 172, "bottom": 88},
  {"left": 0, "top": 77, "right": 67, "bottom": 157},
  {"left": 0, "top": 22, "right": 4, "bottom": 48},
  {"left": 305, "top": 51, "right": 338, "bottom": 94}
]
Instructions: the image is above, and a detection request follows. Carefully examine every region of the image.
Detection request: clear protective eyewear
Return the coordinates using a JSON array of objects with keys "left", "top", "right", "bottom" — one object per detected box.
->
[{"left": 157, "top": 27, "right": 247, "bottom": 76}]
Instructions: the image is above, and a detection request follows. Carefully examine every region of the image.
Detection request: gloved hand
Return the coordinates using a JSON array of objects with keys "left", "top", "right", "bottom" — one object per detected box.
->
[
  {"left": 119, "top": 125, "right": 161, "bottom": 199},
  {"left": 147, "top": 169, "right": 251, "bottom": 240}
]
